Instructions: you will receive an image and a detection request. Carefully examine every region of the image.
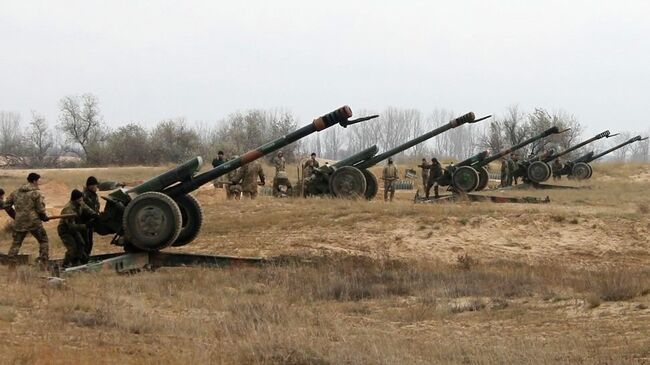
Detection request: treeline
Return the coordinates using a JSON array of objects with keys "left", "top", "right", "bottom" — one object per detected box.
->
[{"left": 0, "top": 94, "right": 648, "bottom": 168}]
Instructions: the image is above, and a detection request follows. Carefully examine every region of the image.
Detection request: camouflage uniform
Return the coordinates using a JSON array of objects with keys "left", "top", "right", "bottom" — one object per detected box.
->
[
  {"left": 226, "top": 167, "right": 242, "bottom": 200},
  {"left": 83, "top": 187, "right": 100, "bottom": 256},
  {"left": 382, "top": 163, "right": 399, "bottom": 201},
  {"left": 425, "top": 161, "right": 443, "bottom": 199},
  {"left": 303, "top": 158, "right": 320, "bottom": 177},
  {"left": 273, "top": 154, "right": 286, "bottom": 175},
  {"left": 231, "top": 161, "right": 265, "bottom": 199},
  {"left": 4, "top": 184, "right": 49, "bottom": 263},
  {"left": 417, "top": 160, "right": 430, "bottom": 188},
  {"left": 57, "top": 201, "right": 97, "bottom": 267},
  {"left": 506, "top": 157, "right": 516, "bottom": 186},
  {"left": 500, "top": 159, "right": 508, "bottom": 187},
  {"left": 552, "top": 159, "right": 563, "bottom": 180}
]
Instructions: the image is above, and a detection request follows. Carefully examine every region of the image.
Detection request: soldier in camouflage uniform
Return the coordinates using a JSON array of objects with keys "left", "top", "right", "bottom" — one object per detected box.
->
[
  {"left": 3, "top": 173, "right": 50, "bottom": 267},
  {"left": 552, "top": 158, "right": 563, "bottom": 181},
  {"left": 302, "top": 153, "right": 320, "bottom": 177},
  {"left": 231, "top": 161, "right": 265, "bottom": 199},
  {"left": 272, "top": 151, "right": 286, "bottom": 175},
  {"left": 506, "top": 156, "right": 517, "bottom": 186},
  {"left": 226, "top": 156, "right": 242, "bottom": 200},
  {"left": 83, "top": 176, "right": 101, "bottom": 257},
  {"left": 417, "top": 158, "right": 430, "bottom": 189},
  {"left": 58, "top": 189, "right": 98, "bottom": 267},
  {"left": 500, "top": 157, "right": 508, "bottom": 187},
  {"left": 425, "top": 158, "right": 443, "bottom": 199},
  {"left": 382, "top": 158, "right": 399, "bottom": 202}
]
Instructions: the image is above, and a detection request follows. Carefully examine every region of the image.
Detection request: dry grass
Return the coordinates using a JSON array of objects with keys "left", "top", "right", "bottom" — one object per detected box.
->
[
  {"left": 0, "top": 162, "right": 649, "bottom": 364},
  {"left": 1, "top": 255, "right": 649, "bottom": 364}
]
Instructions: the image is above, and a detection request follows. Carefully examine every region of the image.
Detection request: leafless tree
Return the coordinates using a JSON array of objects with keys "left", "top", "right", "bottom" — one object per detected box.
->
[
  {"left": 347, "top": 109, "right": 381, "bottom": 155},
  {"left": 58, "top": 93, "right": 106, "bottom": 164},
  {"left": 28, "top": 111, "right": 57, "bottom": 167},
  {"left": 0, "top": 111, "right": 24, "bottom": 154},
  {"left": 611, "top": 132, "right": 633, "bottom": 161}
]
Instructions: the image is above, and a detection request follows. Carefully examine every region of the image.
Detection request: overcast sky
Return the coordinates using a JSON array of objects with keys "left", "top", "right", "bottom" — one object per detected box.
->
[{"left": 1, "top": 0, "right": 649, "bottom": 136}]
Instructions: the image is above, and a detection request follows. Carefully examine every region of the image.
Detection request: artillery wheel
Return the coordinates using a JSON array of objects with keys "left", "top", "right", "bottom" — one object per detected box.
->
[
  {"left": 329, "top": 166, "right": 367, "bottom": 198},
  {"left": 476, "top": 166, "right": 490, "bottom": 191},
  {"left": 586, "top": 164, "right": 593, "bottom": 179},
  {"left": 361, "top": 169, "right": 378, "bottom": 200},
  {"left": 451, "top": 166, "right": 480, "bottom": 192},
  {"left": 572, "top": 162, "right": 591, "bottom": 180},
  {"left": 527, "top": 161, "right": 552, "bottom": 183},
  {"left": 123, "top": 192, "right": 182, "bottom": 251},
  {"left": 172, "top": 194, "right": 203, "bottom": 247}
]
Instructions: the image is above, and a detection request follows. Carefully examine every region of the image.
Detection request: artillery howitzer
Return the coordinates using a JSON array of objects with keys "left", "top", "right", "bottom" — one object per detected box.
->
[
  {"left": 564, "top": 135, "right": 648, "bottom": 180},
  {"left": 302, "top": 112, "right": 488, "bottom": 199},
  {"left": 513, "top": 130, "right": 615, "bottom": 184},
  {"left": 438, "top": 126, "right": 563, "bottom": 193},
  {"left": 94, "top": 106, "right": 374, "bottom": 252}
]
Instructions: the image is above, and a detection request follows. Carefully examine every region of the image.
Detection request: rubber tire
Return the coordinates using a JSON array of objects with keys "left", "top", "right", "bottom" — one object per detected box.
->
[
  {"left": 329, "top": 166, "right": 367, "bottom": 199},
  {"left": 361, "top": 169, "right": 378, "bottom": 200},
  {"left": 123, "top": 192, "right": 182, "bottom": 251},
  {"left": 476, "top": 166, "right": 490, "bottom": 191},
  {"left": 586, "top": 164, "right": 593, "bottom": 179},
  {"left": 572, "top": 162, "right": 591, "bottom": 180},
  {"left": 452, "top": 166, "right": 480, "bottom": 192},
  {"left": 527, "top": 161, "right": 552, "bottom": 183},
  {"left": 172, "top": 194, "right": 203, "bottom": 247}
]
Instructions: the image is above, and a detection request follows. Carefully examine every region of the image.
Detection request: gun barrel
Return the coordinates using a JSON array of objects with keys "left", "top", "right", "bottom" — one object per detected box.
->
[
  {"left": 478, "top": 126, "right": 561, "bottom": 166},
  {"left": 570, "top": 151, "right": 595, "bottom": 164},
  {"left": 333, "top": 145, "right": 379, "bottom": 168},
  {"left": 457, "top": 150, "right": 490, "bottom": 167},
  {"left": 587, "top": 135, "right": 644, "bottom": 162},
  {"left": 165, "top": 106, "right": 366, "bottom": 196},
  {"left": 546, "top": 130, "right": 611, "bottom": 161},
  {"left": 354, "top": 112, "right": 486, "bottom": 169}
]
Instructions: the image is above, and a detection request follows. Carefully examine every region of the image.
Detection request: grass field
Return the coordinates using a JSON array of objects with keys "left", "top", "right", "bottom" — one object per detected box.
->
[{"left": 0, "top": 161, "right": 649, "bottom": 364}]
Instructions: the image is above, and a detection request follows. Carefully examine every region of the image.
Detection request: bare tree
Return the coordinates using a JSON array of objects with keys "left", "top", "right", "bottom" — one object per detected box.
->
[
  {"left": 502, "top": 105, "right": 528, "bottom": 147},
  {"left": 28, "top": 111, "right": 56, "bottom": 167},
  {"left": 346, "top": 109, "right": 381, "bottom": 155},
  {"left": 0, "top": 111, "right": 24, "bottom": 154},
  {"left": 480, "top": 119, "right": 505, "bottom": 155},
  {"left": 611, "top": 132, "right": 633, "bottom": 161},
  {"left": 630, "top": 134, "right": 649, "bottom": 162},
  {"left": 58, "top": 93, "right": 106, "bottom": 164},
  {"left": 321, "top": 126, "right": 343, "bottom": 160}
]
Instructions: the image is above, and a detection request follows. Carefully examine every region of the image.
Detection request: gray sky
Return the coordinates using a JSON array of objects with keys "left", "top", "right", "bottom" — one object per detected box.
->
[{"left": 1, "top": 0, "right": 649, "bottom": 135}]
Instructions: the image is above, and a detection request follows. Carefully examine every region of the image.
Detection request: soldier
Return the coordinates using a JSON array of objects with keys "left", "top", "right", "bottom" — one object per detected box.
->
[
  {"left": 212, "top": 151, "right": 226, "bottom": 188},
  {"left": 425, "top": 158, "right": 443, "bottom": 199},
  {"left": 3, "top": 173, "right": 50, "bottom": 268},
  {"left": 382, "top": 158, "right": 399, "bottom": 202},
  {"left": 83, "top": 176, "right": 101, "bottom": 257},
  {"left": 500, "top": 157, "right": 508, "bottom": 187},
  {"left": 272, "top": 151, "right": 286, "bottom": 175},
  {"left": 58, "top": 189, "right": 98, "bottom": 267},
  {"left": 511, "top": 154, "right": 520, "bottom": 185},
  {"left": 212, "top": 150, "right": 225, "bottom": 168},
  {"left": 225, "top": 156, "right": 242, "bottom": 200},
  {"left": 417, "top": 158, "right": 430, "bottom": 189},
  {"left": 231, "top": 161, "right": 265, "bottom": 199},
  {"left": 506, "top": 155, "right": 516, "bottom": 186},
  {"left": 552, "top": 158, "right": 563, "bottom": 180},
  {"left": 303, "top": 153, "right": 320, "bottom": 177}
]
